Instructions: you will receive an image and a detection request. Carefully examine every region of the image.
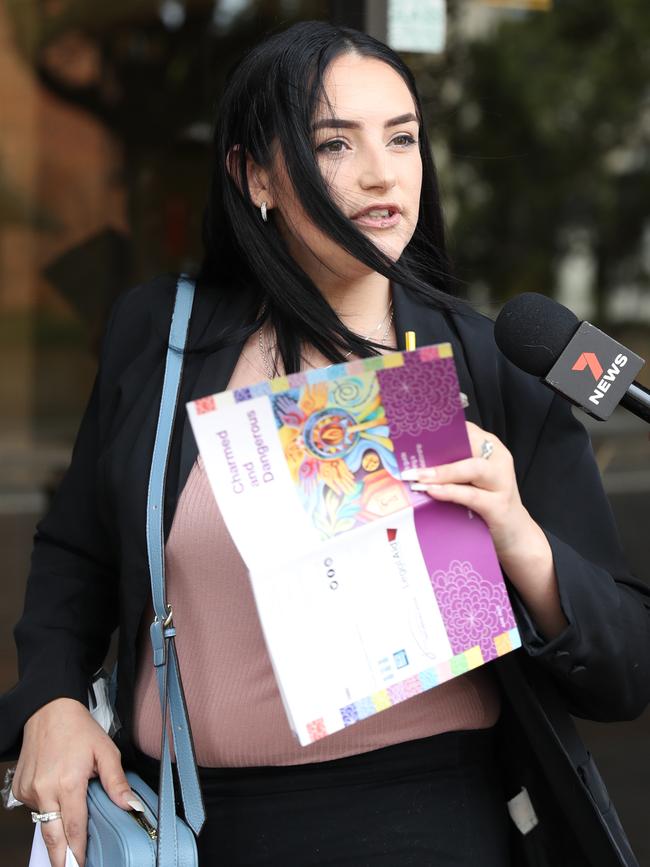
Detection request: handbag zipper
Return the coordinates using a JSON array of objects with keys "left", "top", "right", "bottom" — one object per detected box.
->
[
  {"left": 126, "top": 789, "right": 158, "bottom": 840},
  {"left": 128, "top": 807, "right": 158, "bottom": 840}
]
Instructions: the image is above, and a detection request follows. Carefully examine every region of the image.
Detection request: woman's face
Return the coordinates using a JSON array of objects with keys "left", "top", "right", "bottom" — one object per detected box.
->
[{"left": 268, "top": 53, "right": 423, "bottom": 280}]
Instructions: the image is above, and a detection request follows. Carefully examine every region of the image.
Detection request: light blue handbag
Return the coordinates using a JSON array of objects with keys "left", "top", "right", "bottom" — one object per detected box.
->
[{"left": 86, "top": 276, "right": 205, "bottom": 867}]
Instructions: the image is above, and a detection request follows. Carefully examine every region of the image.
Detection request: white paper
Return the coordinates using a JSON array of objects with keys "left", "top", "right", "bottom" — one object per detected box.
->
[
  {"left": 188, "top": 389, "right": 456, "bottom": 745},
  {"left": 507, "top": 787, "right": 539, "bottom": 835},
  {"left": 88, "top": 672, "right": 116, "bottom": 735},
  {"left": 187, "top": 351, "right": 520, "bottom": 746},
  {"left": 190, "top": 395, "right": 319, "bottom": 574},
  {"left": 28, "top": 823, "right": 80, "bottom": 867},
  {"left": 249, "top": 509, "right": 453, "bottom": 743}
]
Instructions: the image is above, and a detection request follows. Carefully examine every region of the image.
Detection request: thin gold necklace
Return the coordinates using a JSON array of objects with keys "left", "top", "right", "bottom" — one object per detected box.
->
[{"left": 258, "top": 302, "right": 394, "bottom": 379}]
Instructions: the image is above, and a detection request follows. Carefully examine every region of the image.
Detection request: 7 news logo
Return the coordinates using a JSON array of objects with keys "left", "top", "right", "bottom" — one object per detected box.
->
[{"left": 572, "top": 351, "right": 628, "bottom": 406}]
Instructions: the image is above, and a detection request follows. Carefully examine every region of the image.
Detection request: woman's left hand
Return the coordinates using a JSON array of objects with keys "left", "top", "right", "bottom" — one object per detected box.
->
[
  {"left": 404, "top": 421, "right": 533, "bottom": 562},
  {"left": 403, "top": 421, "right": 568, "bottom": 640}
]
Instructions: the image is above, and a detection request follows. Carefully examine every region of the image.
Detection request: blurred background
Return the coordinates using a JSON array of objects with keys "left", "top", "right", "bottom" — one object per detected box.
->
[{"left": 1, "top": 0, "right": 648, "bottom": 862}]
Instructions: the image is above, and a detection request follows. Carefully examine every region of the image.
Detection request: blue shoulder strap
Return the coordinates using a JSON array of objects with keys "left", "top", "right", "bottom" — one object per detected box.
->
[{"left": 146, "top": 275, "right": 205, "bottom": 866}]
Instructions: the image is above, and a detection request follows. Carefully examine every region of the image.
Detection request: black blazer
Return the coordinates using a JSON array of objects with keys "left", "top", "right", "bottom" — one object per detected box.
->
[{"left": 2, "top": 275, "right": 649, "bottom": 866}]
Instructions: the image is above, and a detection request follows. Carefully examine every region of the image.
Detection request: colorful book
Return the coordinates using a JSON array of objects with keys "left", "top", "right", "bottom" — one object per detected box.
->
[{"left": 187, "top": 344, "right": 520, "bottom": 745}]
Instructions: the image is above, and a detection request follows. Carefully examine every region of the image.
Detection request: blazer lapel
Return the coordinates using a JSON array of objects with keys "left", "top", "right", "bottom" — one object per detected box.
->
[
  {"left": 166, "top": 282, "right": 249, "bottom": 536},
  {"left": 447, "top": 305, "right": 506, "bottom": 440}
]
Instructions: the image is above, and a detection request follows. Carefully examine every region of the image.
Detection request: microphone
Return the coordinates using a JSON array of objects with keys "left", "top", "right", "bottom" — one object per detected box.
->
[{"left": 494, "top": 293, "right": 649, "bottom": 423}]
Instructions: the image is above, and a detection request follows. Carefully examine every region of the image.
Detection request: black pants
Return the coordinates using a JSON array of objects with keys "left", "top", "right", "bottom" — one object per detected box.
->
[{"left": 132, "top": 728, "right": 511, "bottom": 866}]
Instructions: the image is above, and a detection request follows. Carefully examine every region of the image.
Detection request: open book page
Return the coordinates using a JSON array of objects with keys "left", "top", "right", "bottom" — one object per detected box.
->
[{"left": 188, "top": 344, "right": 520, "bottom": 745}]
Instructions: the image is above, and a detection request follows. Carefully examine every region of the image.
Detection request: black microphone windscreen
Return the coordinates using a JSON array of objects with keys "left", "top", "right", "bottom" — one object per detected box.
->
[{"left": 494, "top": 293, "right": 580, "bottom": 377}]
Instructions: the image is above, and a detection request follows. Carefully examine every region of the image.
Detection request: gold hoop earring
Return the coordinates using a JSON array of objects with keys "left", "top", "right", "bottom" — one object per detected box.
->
[{"left": 260, "top": 201, "right": 268, "bottom": 222}]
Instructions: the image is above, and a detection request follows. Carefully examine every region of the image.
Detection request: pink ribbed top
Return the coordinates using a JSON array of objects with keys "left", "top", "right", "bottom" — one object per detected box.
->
[{"left": 132, "top": 339, "right": 500, "bottom": 768}]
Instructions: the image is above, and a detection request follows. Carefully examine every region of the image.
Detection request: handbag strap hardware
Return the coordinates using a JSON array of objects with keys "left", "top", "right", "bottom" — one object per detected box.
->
[{"left": 145, "top": 275, "right": 205, "bottom": 865}]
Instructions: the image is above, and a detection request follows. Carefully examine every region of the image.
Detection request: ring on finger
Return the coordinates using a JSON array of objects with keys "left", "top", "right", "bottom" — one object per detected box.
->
[
  {"left": 31, "top": 810, "right": 63, "bottom": 823},
  {"left": 480, "top": 439, "right": 494, "bottom": 460}
]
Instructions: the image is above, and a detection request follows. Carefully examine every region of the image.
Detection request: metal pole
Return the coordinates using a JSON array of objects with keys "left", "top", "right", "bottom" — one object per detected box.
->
[
  {"left": 365, "top": 0, "right": 387, "bottom": 41},
  {"left": 328, "top": 0, "right": 388, "bottom": 40}
]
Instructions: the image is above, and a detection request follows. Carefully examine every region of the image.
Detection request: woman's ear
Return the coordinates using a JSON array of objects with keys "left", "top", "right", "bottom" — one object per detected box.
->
[{"left": 226, "top": 145, "right": 274, "bottom": 211}]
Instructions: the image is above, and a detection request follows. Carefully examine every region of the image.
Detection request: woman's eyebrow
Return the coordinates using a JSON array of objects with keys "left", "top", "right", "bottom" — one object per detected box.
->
[{"left": 312, "top": 112, "right": 418, "bottom": 131}]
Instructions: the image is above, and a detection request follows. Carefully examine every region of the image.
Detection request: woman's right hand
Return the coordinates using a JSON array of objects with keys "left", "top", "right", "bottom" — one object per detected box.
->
[{"left": 13, "top": 697, "right": 141, "bottom": 867}]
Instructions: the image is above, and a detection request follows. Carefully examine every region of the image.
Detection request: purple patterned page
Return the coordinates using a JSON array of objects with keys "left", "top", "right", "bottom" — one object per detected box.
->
[{"left": 378, "top": 348, "right": 517, "bottom": 661}]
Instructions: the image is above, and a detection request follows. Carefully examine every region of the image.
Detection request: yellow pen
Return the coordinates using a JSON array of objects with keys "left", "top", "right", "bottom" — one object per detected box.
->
[{"left": 405, "top": 331, "right": 416, "bottom": 352}]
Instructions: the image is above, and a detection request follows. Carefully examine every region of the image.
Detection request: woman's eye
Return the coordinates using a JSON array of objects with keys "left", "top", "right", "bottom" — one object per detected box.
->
[
  {"left": 391, "top": 134, "right": 417, "bottom": 147},
  {"left": 316, "top": 139, "right": 347, "bottom": 154}
]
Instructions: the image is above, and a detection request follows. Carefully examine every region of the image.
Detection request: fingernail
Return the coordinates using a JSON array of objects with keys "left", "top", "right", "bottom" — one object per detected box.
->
[
  {"left": 400, "top": 468, "right": 421, "bottom": 481},
  {"left": 410, "top": 482, "right": 428, "bottom": 491},
  {"left": 127, "top": 797, "right": 145, "bottom": 812}
]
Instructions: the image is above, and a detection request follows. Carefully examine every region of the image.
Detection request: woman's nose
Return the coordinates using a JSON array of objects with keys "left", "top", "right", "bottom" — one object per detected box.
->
[{"left": 358, "top": 146, "right": 396, "bottom": 192}]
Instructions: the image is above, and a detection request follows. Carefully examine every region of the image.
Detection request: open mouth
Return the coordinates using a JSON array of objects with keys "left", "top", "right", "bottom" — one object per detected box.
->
[
  {"left": 361, "top": 207, "right": 396, "bottom": 219},
  {"left": 352, "top": 206, "right": 402, "bottom": 228},
  {"left": 353, "top": 205, "right": 399, "bottom": 219}
]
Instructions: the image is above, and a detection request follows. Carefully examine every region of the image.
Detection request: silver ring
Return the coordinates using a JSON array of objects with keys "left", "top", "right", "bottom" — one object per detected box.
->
[
  {"left": 31, "top": 810, "right": 63, "bottom": 823},
  {"left": 480, "top": 439, "right": 494, "bottom": 460}
]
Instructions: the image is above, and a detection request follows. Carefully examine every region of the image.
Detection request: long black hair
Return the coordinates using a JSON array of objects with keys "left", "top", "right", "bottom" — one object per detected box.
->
[{"left": 198, "top": 20, "right": 457, "bottom": 374}]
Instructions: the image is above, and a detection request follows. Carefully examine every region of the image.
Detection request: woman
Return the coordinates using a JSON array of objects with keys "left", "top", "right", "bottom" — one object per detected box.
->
[{"left": 2, "top": 20, "right": 649, "bottom": 867}]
